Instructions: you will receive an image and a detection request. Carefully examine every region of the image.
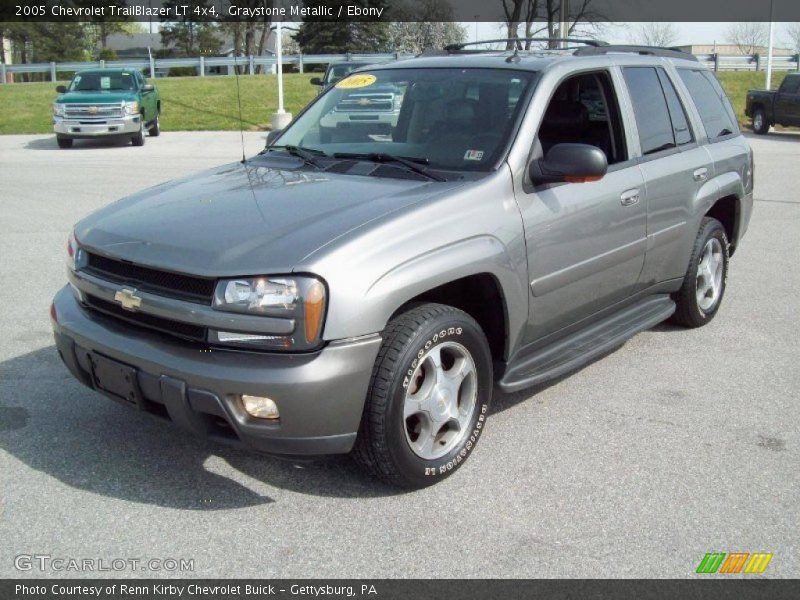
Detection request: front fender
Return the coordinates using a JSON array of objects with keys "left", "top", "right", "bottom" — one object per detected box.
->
[{"left": 298, "top": 167, "right": 529, "bottom": 357}]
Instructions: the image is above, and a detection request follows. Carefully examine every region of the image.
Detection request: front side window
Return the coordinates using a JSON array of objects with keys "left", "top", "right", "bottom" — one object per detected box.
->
[
  {"left": 677, "top": 69, "right": 738, "bottom": 140},
  {"left": 275, "top": 68, "right": 536, "bottom": 172},
  {"left": 537, "top": 70, "right": 628, "bottom": 165},
  {"left": 623, "top": 67, "right": 675, "bottom": 156}
]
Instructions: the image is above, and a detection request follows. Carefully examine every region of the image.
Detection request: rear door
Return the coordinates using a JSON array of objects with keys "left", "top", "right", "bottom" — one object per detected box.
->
[
  {"left": 621, "top": 65, "right": 716, "bottom": 286},
  {"left": 774, "top": 75, "right": 800, "bottom": 125}
]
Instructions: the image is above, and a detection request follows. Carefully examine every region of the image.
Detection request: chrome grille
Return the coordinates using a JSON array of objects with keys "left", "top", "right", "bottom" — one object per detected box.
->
[
  {"left": 64, "top": 103, "right": 124, "bottom": 120},
  {"left": 336, "top": 93, "right": 394, "bottom": 112}
]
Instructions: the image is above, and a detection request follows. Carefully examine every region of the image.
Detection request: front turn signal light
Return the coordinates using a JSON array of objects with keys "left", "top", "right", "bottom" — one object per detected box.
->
[{"left": 304, "top": 280, "right": 326, "bottom": 344}]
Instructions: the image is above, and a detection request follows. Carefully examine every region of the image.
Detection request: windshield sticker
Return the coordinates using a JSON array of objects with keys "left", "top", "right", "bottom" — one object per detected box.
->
[
  {"left": 464, "top": 150, "right": 484, "bottom": 161},
  {"left": 335, "top": 74, "right": 377, "bottom": 89},
  {"left": 100, "top": 76, "right": 111, "bottom": 90}
]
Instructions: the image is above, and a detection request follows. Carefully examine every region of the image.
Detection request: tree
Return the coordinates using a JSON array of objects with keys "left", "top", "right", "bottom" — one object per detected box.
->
[
  {"left": 631, "top": 23, "right": 678, "bottom": 47},
  {"left": 501, "top": 0, "right": 605, "bottom": 50},
  {"left": 294, "top": 0, "right": 391, "bottom": 54},
  {"left": 1, "top": 23, "right": 93, "bottom": 80},
  {"left": 784, "top": 22, "right": 800, "bottom": 54},
  {"left": 160, "top": 0, "right": 222, "bottom": 56},
  {"left": 389, "top": 22, "right": 466, "bottom": 53},
  {"left": 219, "top": 0, "right": 274, "bottom": 61},
  {"left": 726, "top": 22, "right": 767, "bottom": 55}
]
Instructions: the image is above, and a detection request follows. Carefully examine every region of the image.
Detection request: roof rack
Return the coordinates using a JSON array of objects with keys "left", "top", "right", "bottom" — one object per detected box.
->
[
  {"left": 573, "top": 45, "right": 699, "bottom": 61},
  {"left": 444, "top": 37, "right": 606, "bottom": 53}
]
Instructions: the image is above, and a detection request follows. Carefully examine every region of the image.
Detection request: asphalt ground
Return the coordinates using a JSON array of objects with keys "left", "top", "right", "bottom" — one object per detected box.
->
[{"left": 0, "top": 131, "right": 797, "bottom": 578}]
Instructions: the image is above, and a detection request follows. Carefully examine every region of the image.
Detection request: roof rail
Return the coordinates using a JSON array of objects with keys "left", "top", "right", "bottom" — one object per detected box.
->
[
  {"left": 573, "top": 45, "right": 699, "bottom": 61},
  {"left": 444, "top": 37, "right": 606, "bottom": 53}
]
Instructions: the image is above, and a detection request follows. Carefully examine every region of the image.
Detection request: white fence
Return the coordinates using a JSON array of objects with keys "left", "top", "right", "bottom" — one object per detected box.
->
[
  {"left": 0, "top": 53, "right": 414, "bottom": 83},
  {"left": 2, "top": 51, "right": 799, "bottom": 84}
]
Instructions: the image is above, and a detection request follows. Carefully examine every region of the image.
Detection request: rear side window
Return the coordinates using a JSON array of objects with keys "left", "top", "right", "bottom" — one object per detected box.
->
[
  {"left": 677, "top": 69, "right": 738, "bottom": 140},
  {"left": 656, "top": 70, "right": 693, "bottom": 146},
  {"left": 779, "top": 76, "right": 800, "bottom": 94},
  {"left": 623, "top": 67, "right": 675, "bottom": 155}
]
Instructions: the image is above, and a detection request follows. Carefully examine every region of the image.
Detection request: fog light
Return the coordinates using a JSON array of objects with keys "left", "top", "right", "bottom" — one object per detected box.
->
[{"left": 241, "top": 395, "right": 279, "bottom": 419}]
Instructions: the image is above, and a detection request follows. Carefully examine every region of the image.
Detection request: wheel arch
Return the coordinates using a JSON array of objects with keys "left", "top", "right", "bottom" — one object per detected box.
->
[{"left": 392, "top": 273, "right": 509, "bottom": 364}]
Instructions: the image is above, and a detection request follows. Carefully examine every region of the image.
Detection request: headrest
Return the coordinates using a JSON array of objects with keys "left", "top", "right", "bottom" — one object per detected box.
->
[{"left": 445, "top": 99, "right": 478, "bottom": 123}]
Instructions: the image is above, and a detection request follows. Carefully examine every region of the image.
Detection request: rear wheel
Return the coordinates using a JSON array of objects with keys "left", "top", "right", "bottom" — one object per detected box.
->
[
  {"left": 670, "top": 217, "right": 729, "bottom": 328},
  {"left": 56, "top": 136, "right": 73, "bottom": 149},
  {"left": 148, "top": 113, "right": 160, "bottom": 137},
  {"left": 752, "top": 108, "right": 769, "bottom": 135},
  {"left": 352, "top": 303, "right": 493, "bottom": 489}
]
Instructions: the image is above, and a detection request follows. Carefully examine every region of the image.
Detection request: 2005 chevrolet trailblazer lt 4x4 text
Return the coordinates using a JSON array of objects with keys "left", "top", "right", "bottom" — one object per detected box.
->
[{"left": 52, "top": 40, "right": 753, "bottom": 488}]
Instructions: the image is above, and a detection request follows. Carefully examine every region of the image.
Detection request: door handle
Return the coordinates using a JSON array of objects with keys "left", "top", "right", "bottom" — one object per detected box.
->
[
  {"left": 693, "top": 167, "right": 709, "bottom": 182},
  {"left": 620, "top": 188, "right": 640, "bottom": 207}
]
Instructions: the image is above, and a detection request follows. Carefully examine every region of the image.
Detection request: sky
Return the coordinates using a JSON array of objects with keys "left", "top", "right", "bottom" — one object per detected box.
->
[{"left": 467, "top": 22, "right": 796, "bottom": 48}]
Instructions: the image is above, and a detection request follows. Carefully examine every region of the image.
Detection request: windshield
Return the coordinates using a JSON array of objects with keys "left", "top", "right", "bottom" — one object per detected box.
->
[
  {"left": 277, "top": 68, "right": 535, "bottom": 172},
  {"left": 69, "top": 71, "right": 137, "bottom": 92}
]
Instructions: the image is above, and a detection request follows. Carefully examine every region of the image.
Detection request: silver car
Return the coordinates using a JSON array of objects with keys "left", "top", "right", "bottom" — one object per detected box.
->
[{"left": 52, "top": 40, "right": 753, "bottom": 488}]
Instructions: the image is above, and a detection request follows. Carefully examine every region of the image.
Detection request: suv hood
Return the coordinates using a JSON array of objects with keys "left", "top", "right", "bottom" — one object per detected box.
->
[
  {"left": 75, "top": 159, "right": 461, "bottom": 277},
  {"left": 57, "top": 91, "right": 138, "bottom": 104}
]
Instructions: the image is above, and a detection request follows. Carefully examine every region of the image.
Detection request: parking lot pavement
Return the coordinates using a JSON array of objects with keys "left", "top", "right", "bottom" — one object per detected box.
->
[{"left": 0, "top": 132, "right": 797, "bottom": 578}]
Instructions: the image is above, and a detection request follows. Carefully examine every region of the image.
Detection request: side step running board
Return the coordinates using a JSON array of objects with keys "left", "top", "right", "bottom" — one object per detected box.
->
[{"left": 499, "top": 295, "right": 676, "bottom": 393}]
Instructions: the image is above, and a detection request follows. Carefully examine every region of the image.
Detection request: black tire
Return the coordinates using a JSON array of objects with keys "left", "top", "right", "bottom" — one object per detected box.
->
[
  {"left": 670, "top": 217, "right": 729, "bottom": 328},
  {"left": 56, "top": 136, "right": 73, "bottom": 149},
  {"left": 752, "top": 108, "right": 769, "bottom": 135},
  {"left": 352, "top": 303, "right": 493, "bottom": 489},
  {"left": 131, "top": 122, "right": 145, "bottom": 146},
  {"left": 148, "top": 113, "right": 160, "bottom": 137}
]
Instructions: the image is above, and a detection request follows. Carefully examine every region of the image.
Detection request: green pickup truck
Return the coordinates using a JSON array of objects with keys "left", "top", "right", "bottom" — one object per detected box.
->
[{"left": 53, "top": 68, "right": 161, "bottom": 148}]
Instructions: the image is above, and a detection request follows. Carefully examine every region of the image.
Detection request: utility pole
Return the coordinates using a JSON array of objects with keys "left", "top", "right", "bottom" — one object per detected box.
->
[
  {"left": 559, "top": 0, "right": 570, "bottom": 48},
  {"left": 271, "top": 15, "right": 292, "bottom": 130},
  {"left": 765, "top": 0, "right": 775, "bottom": 90}
]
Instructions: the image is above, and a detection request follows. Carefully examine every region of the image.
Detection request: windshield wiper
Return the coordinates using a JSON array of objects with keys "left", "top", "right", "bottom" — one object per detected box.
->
[
  {"left": 268, "top": 145, "right": 327, "bottom": 169},
  {"left": 332, "top": 152, "right": 446, "bottom": 182}
]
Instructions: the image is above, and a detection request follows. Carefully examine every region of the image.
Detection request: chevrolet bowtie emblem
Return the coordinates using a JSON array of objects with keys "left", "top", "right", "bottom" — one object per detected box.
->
[
  {"left": 114, "top": 288, "right": 142, "bottom": 311},
  {"left": 88, "top": 106, "right": 98, "bottom": 114}
]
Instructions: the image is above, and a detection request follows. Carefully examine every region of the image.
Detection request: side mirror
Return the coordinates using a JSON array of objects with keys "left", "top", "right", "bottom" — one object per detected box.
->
[
  {"left": 56, "top": 85, "right": 67, "bottom": 93},
  {"left": 141, "top": 84, "right": 155, "bottom": 92},
  {"left": 266, "top": 128, "right": 283, "bottom": 146},
  {"left": 310, "top": 77, "right": 323, "bottom": 86},
  {"left": 529, "top": 143, "right": 607, "bottom": 185}
]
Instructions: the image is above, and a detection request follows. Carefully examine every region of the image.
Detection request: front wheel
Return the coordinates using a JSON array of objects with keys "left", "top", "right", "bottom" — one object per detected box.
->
[
  {"left": 670, "top": 217, "right": 729, "bottom": 328},
  {"left": 131, "top": 121, "right": 145, "bottom": 146},
  {"left": 56, "top": 136, "right": 73, "bottom": 149},
  {"left": 352, "top": 303, "right": 493, "bottom": 489},
  {"left": 752, "top": 108, "right": 769, "bottom": 135}
]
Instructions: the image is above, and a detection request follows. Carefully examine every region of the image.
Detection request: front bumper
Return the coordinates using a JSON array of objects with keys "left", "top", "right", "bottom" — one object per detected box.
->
[
  {"left": 53, "top": 115, "right": 141, "bottom": 138},
  {"left": 52, "top": 286, "right": 381, "bottom": 456}
]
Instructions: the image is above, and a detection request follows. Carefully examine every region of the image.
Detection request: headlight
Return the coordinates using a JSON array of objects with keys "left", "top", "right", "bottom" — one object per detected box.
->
[
  {"left": 211, "top": 276, "right": 326, "bottom": 350},
  {"left": 123, "top": 101, "right": 139, "bottom": 115},
  {"left": 53, "top": 103, "right": 65, "bottom": 117}
]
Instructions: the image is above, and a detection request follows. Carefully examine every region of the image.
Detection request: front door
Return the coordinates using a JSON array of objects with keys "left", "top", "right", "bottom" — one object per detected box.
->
[{"left": 516, "top": 70, "right": 647, "bottom": 343}]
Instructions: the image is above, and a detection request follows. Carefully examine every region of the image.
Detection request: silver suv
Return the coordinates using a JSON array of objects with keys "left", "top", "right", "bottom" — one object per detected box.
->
[{"left": 52, "top": 40, "right": 754, "bottom": 489}]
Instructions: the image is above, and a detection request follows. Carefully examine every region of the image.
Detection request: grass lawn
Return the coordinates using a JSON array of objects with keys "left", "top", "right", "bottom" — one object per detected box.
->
[
  {"left": 0, "top": 73, "right": 320, "bottom": 135},
  {"left": 0, "top": 70, "right": 794, "bottom": 135}
]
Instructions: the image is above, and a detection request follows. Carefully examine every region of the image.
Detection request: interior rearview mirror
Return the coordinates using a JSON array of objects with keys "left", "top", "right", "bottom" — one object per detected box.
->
[
  {"left": 529, "top": 143, "right": 608, "bottom": 185},
  {"left": 56, "top": 85, "right": 67, "bottom": 93},
  {"left": 310, "top": 77, "right": 323, "bottom": 86},
  {"left": 266, "top": 129, "right": 283, "bottom": 146}
]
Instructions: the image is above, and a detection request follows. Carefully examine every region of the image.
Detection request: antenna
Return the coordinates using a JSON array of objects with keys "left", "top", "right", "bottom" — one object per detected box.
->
[{"left": 233, "top": 53, "right": 246, "bottom": 164}]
